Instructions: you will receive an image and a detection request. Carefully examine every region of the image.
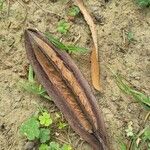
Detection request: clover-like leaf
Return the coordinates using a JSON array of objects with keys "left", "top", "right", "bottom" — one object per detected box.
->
[
  {"left": 143, "top": 126, "right": 150, "bottom": 140},
  {"left": 49, "top": 142, "right": 61, "bottom": 150},
  {"left": 19, "top": 117, "right": 40, "bottom": 140},
  {"left": 39, "top": 144, "right": 50, "bottom": 150},
  {"left": 125, "top": 121, "right": 134, "bottom": 137},
  {"left": 39, "top": 128, "right": 50, "bottom": 143},
  {"left": 57, "top": 20, "right": 70, "bottom": 34},
  {"left": 62, "top": 144, "right": 72, "bottom": 150},
  {"left": 39, "top": 112, "right": 52, "bottom": 127},
  {"left": 68, "top": 6, "right": 80, "bottom": 17}
]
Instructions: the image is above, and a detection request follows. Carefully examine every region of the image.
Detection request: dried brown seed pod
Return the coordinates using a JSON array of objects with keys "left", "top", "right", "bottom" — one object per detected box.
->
[{"left": 24, "top": 29, "right": 109, "bottom": 150}]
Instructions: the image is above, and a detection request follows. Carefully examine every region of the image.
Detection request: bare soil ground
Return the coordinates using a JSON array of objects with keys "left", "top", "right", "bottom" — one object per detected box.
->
[{"left": 0, "top": 0, "right": 149, "bottom": 150}]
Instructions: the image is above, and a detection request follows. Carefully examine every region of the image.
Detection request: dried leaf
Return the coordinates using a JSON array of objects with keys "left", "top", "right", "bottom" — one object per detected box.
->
[
  {"left": 24, "top": 29, "right": 109, "bottom": 150},
  {"left": 75, "top": 0, "right": 101, "bottom": 91}
]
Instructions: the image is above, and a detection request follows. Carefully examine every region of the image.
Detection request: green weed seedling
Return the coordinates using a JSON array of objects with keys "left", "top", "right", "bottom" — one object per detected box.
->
[
  {"left": 119, "top": 124, "right": 150, "bottom": 150},
  {"left": 21, "top": 65, "right": 51, "bottom": 101},
  {"left": 119, "top": 141, "right": 127, "bottom": 150},
  {"left": 0, "top": 0, "right": 4, "bottom": 11},
  {"left": 45, "top": 32, "right": 87, "bottom": 53},
  {"left": 125, "top": 121, "right": 134, "bottom": 138},
  {"left": 19, "top": 116, "right": 40, "bottom": 141},
  {"left": 57, "top": 20, "right": 70, "bottom": 34},
  {"left": 39, "top": 144, "right": 50, "bottom": 150},
  {"left": 39, "top": 142, "right": 72, "bottom": 150},
  {"left": 111, "top": 70, "right": 150, "bottom": 149},
  {"left": 127, "top": 32, "right": 134, "bottom": 42},
  {"left": 127, "top": 125, "right": 150, "bottom": 149},
  {"left": 39, "top": 112, "right": 53, "bottom": 127},
  {"left": 54, "top": 112, "right": 68, "bottom": 130},
  {"left": 58, "top": 122, "right": 68, "bottom": 130},
  {"left": 39, "top": 128, "right": 50, "bottom": 143},
  {"left": 19, "top": 110, "right": 52, "bottom": 143},
  {"left": 20, "top": 108, "right": 72, "bottom": 150},
  {"left": 136, "top": 0, "right": 150, "bottom": 7},
  {"left": 114, "top": 74, "right": 150, "bottom": 110},
  {"left": 68, "top": 6, "right": 80, "bottom": 17}
]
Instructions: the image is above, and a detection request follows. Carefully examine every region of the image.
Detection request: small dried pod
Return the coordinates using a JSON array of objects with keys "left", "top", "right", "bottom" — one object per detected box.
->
[{"left": 24, "top": 29, "right": 109, "bottom": 150}]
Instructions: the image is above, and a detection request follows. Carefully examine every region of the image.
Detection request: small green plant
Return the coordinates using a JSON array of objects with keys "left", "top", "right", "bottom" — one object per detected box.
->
[
  {"left": 119, "top": 124, "right": 150, "bottom": 150},
  {"left": 39, "top": 128, "right": 50, "bottom": 143},
  {"left": 136, "top": 0, "right": 150, "bottom": 7},
  {"left": 39, "top": 112, "right": 53, "bottom": 127},
  {"left": 68, "top": 6, "right": 80, "bottom": 17},
  {"left": 49, "top": 142, "right": 61, "bottom": 150},
  {"left": 28, "top": 65, "right": 34, "bottom": 82},
  {"left": 128, "top": 125, "right": 150, "bottom": 149},
  {"left": 39, "top": 144, "right": 50, "bottom": 150},
  {"left": 57, "top": 20, "right": 70, "bottom": 34},
  {"left": 19, "top": 117, "right": 40, "bottom": 140},
  {"left": 58, "top": 122, "right": 68, "bottom": 130},
  {"left": 110, "top": 69, "right": 150, "bottom": 149},
  {"left": 39, "top": 142, "right": 72, "bottom": 150},
  {"left": 125, "top": 121, "right": 134, "bottom": 137},
  {"left": 0, "top": 0, "right": 4, "bottom": 11},
  {"left": 21, "top": 65, "right": 51, "bottom": 101},
  {"left": 20, "top": 109, "right": 72, "bottom": 150},
  {"left": 119, "top": 141, "right": 127, "bottom": 150},
  {"left": 127, "top": 32, "right": 134, "bottom": 42},
  {"left": 61, "top": 144, "right": 72, "bottom": 150},
  {"left": 54, "top": 112, "right": 68, "bottom": 130},
  {"left": 19, "top": 110, "right": 52, "bottom": 142},
  {"left": 45, "top": 32, "right": 87, "bottom": 53}
]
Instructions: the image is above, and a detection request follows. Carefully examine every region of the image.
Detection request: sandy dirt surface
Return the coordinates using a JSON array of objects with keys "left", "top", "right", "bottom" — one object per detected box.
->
[{"left": 0, "top": 0, "right": 149, "bottom": 150}]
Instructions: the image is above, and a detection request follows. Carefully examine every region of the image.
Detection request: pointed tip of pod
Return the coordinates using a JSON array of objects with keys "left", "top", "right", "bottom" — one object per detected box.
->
[
  {"left": 24, "top": 28, "right": 39, "bottom": 45},
  {"left": 24, "top": 28, "right": 31, "bottom": 34},
  {"left": 24, "top": 28, "right": 32, "bottom": 35},
  {"left": 24, "top": 28, "right": 38, "bottom": 54},
  {"left": 24, "top": 28, "right": 32, "bottom": 40},
  {"left": 24, "top": 28, "right": 39, "bottom": 37},
  {"left": 24, "top": 28, "right": 45, "bottom": 44},
  {"left": 25, "top": 28, "right": 36, "bottom": 32}
]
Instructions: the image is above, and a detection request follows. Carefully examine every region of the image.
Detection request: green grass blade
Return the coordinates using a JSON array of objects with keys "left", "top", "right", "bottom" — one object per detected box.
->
[
  {"left": 45, "top": 32, "right": 67, "bottom": 49},
  {"left": 66, "top": 45, "right": 87, "bottom": 53},
  {"left": 136, "top": 0, "right": 150, "bottom": 7},
  {"left": 21, "top": 66, "right": 52, "bottom": 101},
  {"left": 45, "top": 32, "right": 87, "bottom": 53},
  {"left": 115, "top": 74, "right": 150, "bottom": 110},
  {"left": 129, "top": 89, "right": 150, "bottom": 107},
  {"left": 119, "top": 141, "right": 127, "bottom": 150},
  {"left": 21, "top": 81, "right": 51, "bottom": 101},
  {"left": 28, "top": 65, "right": 34, "bottom": 82},
  {"left": 22, "top": 82, "right": 40, "bottom": 94}
]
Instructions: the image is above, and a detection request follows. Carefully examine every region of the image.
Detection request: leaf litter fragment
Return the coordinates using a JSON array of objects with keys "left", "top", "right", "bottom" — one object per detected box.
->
[{"left": 75, "top": 0, "right": 101, "bottom": 91}]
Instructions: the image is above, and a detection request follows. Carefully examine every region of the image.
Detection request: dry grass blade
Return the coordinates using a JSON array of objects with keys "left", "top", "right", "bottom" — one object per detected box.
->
[
  {"left": 24, "top": 29, "right": 109, "bottom": 150},
  {"left": 75, "top": 0, "right": 101, "bottom": 91}
]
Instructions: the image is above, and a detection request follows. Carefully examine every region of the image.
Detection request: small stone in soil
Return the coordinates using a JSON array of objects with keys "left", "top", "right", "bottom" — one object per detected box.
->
[
  {"left": 49, "top": 0, "right": 58, "bottom": 3},
  {"left": 0, "top": 124, "right": 5, "bottom": 131},
  {"left": 0, "top": 112, "right": 5, "bottom": 117},
  {"left": 24, "top": 142, "right": 35, "bottom": 150}
]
